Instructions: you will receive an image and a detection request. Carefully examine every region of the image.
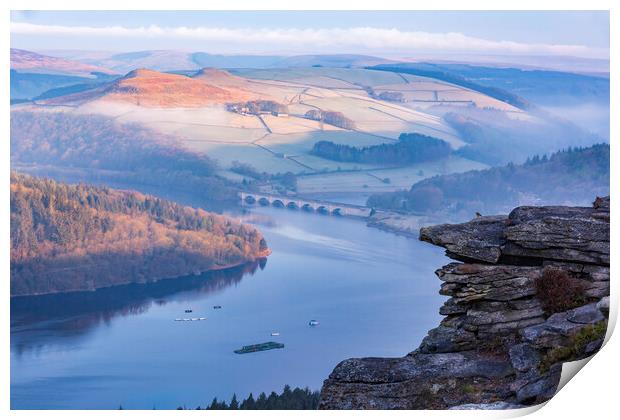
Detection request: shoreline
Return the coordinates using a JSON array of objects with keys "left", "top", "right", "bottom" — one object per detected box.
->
[
  {"left": 365, "top": 211, "right": 437, "bottom": 238},
  {"left": 10, "top": 249, "right": 272, "bottom": 299}
]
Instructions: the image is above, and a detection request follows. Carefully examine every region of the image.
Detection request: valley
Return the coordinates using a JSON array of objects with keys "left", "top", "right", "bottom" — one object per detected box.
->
[
  {"left": 12, "top": 63, "right": 538, "bottom": 199},
  {"left": 9, "top": 23, "right": 610, "bottom": 410}
]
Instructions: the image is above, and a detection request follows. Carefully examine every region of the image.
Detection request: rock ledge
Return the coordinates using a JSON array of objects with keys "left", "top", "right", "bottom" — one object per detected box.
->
[{"left": 320, "top": 197, "right": 609, "bottom": 409}]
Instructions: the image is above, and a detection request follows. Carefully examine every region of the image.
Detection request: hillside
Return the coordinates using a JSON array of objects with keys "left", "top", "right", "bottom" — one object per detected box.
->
[
  {"left": 444, "top": 109, "right": 598, "bottom": 165},
  {"left": 370, "top": 62, "right": 610, "bottom": 141},
  {"left": 22, "top": 67, "right": 480, "bottom": 179},
  {"left": 367, "top": 144, "right": 610, "bottom": 217},
  {"left": 16, "top": 65, "right": 575, "bottom": 197},
  {"left": 369, "top": 63, "right": 532, "bottom": 110},
  {"left": 10, "top": 173, "right": 269, "bottom": 296},
  {"left": 10, "top": 70, "right": 116, "bottom": 101},
  {"left": 10, "top": 48, "right": 115, "bottom": 76},
  {"left": 193, "top": 67, "right": 249, "bottom": 85},
  {"left": 391, "top": 62, "right": 610, "bottom": 106},
  {"left": 10, "top": 111, "right": 239, "bottom": 203},
  {"left": 42, "top": 68, "right": 253, "bottom": 107}
]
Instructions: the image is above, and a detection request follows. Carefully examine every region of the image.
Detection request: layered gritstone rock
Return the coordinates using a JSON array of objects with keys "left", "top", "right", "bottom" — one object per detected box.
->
[{"left": 320, "top": 197, "right": 609, "bottom": 409}]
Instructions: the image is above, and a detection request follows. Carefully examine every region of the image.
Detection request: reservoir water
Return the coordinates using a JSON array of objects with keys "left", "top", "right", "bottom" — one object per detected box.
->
[{"left": 11, "top": 204, "right": 449, "bottom": 409}]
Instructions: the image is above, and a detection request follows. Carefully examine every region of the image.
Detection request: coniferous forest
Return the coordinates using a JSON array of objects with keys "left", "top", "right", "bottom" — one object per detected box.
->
[
  {"left": 367, "top": 144, "right": 610, "bottom": 215},
  {"left": 172, "top": 385, "right": 320, "bottom": 410},
  {"left": 311, "top": 132, "right": 452, "bottom": 165},
  {"left": 10, "top": 172, "right": 269, "bottom": 296}
]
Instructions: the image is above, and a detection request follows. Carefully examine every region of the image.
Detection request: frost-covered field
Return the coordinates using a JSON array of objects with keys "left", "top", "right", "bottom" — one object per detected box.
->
[
  {"left": 22, "top": 67, "right": 525, "bottom": 191},
  {"left": 296, "top": 155, "right": 488, "bottom": 194}
]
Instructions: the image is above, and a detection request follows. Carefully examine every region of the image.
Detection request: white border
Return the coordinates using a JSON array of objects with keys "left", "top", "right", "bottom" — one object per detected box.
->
[{"left": 2, "top": 1, "right": 617, "bottom": 419}]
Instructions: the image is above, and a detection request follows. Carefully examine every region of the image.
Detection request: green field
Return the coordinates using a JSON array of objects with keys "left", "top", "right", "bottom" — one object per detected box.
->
[{"left": 296, "top": 156, "right": 488, "bottom": 194}]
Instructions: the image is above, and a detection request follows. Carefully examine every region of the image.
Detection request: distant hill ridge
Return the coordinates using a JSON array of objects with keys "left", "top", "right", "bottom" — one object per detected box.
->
[
  {"left": 40, "top": 67, "right": 255, "bottom": 107},
  {"left": 10, "top": 48, "right": 116, "bottom": 76},
  {"left": 193, "top": 67, "right": 241, "bottom": 81}
]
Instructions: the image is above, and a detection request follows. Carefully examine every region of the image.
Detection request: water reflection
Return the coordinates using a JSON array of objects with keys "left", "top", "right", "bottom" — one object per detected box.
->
[
  {"left": 11, "top": 259, "right": 267, "bottom": 356},
  {"left": 11, "top": 204, "right": 447, "bottom": 409}
]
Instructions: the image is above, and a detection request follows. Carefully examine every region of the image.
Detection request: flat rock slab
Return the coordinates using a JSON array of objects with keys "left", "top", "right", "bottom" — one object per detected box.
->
[
  {"left": 420, "top": 198, "right": 609, "bottom": 266},
  {"left": 419, "top": 216, "right": 508, "bottom": 263},
  {"left": 320, "top": 351, "right": 514, "bottom": 409},
  {"left": 437, "top": 262, "right": 542, "bottom": 302}
]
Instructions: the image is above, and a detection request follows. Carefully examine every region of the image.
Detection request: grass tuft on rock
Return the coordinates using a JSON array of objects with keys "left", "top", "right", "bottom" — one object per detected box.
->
[{"left": 539, "top": 321, "right": 607, "bottom": 373}]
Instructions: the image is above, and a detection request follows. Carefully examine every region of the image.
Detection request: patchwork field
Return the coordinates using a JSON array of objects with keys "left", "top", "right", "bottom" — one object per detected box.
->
[
  {"left": 20, "top": 66, "right": 528, "bottom": 193},
  {"left": 296, "top": 156, "right": 488, "bottom": 194},
  {"left": 232, "top": 67, "right": 409, "bottom": 88},
  {"left": 237, "top": 67, "right": 524, "bottom": 114}
]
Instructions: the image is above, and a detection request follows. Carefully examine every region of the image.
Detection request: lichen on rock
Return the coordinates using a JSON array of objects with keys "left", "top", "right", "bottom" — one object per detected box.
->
[{"left": 320, "top": 197, "right": 610, "bottom": 409}]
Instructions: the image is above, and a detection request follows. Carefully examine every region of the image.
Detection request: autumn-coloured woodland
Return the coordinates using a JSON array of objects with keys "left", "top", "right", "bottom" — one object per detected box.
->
[{"left": 10, "top": 173, "right": 269, "bottom": 296}]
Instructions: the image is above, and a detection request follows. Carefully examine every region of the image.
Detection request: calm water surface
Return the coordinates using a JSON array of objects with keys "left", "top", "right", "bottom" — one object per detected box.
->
[{"left": 11, "top": 204, "right": 448, "bottom": 409}]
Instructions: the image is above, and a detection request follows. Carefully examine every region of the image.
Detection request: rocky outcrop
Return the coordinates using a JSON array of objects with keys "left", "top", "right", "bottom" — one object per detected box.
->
[
  {"left": 320, "top": 197, "right": 609, "bottom": 409},
  {"left": 420, "top": 198, "right": 610, "bottom": 265}
]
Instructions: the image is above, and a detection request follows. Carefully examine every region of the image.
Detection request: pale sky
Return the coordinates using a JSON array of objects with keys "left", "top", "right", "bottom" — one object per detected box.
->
[{"left": 10, "top": 11, "right": 610, "bottom": 58}]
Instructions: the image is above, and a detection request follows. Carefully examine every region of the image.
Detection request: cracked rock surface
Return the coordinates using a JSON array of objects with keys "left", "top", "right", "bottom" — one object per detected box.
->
[{"left": 320, "top": 197, "right": 609, "bottom": 409}]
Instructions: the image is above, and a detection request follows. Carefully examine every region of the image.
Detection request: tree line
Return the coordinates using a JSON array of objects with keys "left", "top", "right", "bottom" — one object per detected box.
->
[
  {"left": 171, "top": 385, "right": 320, "bottom": 410},
  {"left": 227, "top": 100, "right": 289, "bottom": 115},
  {"left": 230, "top": 160, "right": 298, "bottom": 192},
  {"left": 304, "top": 110, "right": 356, "bottom": 130},
  {"left": 311, "top": 132, "right": 452, "bottom": 165},
  {"left": 367, "top": 144, "right": 610, "bottom": 217}
]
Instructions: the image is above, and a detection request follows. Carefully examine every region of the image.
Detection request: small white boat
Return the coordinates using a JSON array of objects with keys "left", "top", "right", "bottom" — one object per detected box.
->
[
  {"left": 174, "top": 318, "right": 183, "bottom": 321},
  {"left": 308, "top": 320, "right": 320, "bottom": 326},
  {"left": 183, "top": 318, "right": 191, "bottom": 321},
  {"left": 198, "top": 317, "right": 207, "bottom": 321},
  {"left": 270, "top": 332, "right": 280, "bottom": 336}
]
